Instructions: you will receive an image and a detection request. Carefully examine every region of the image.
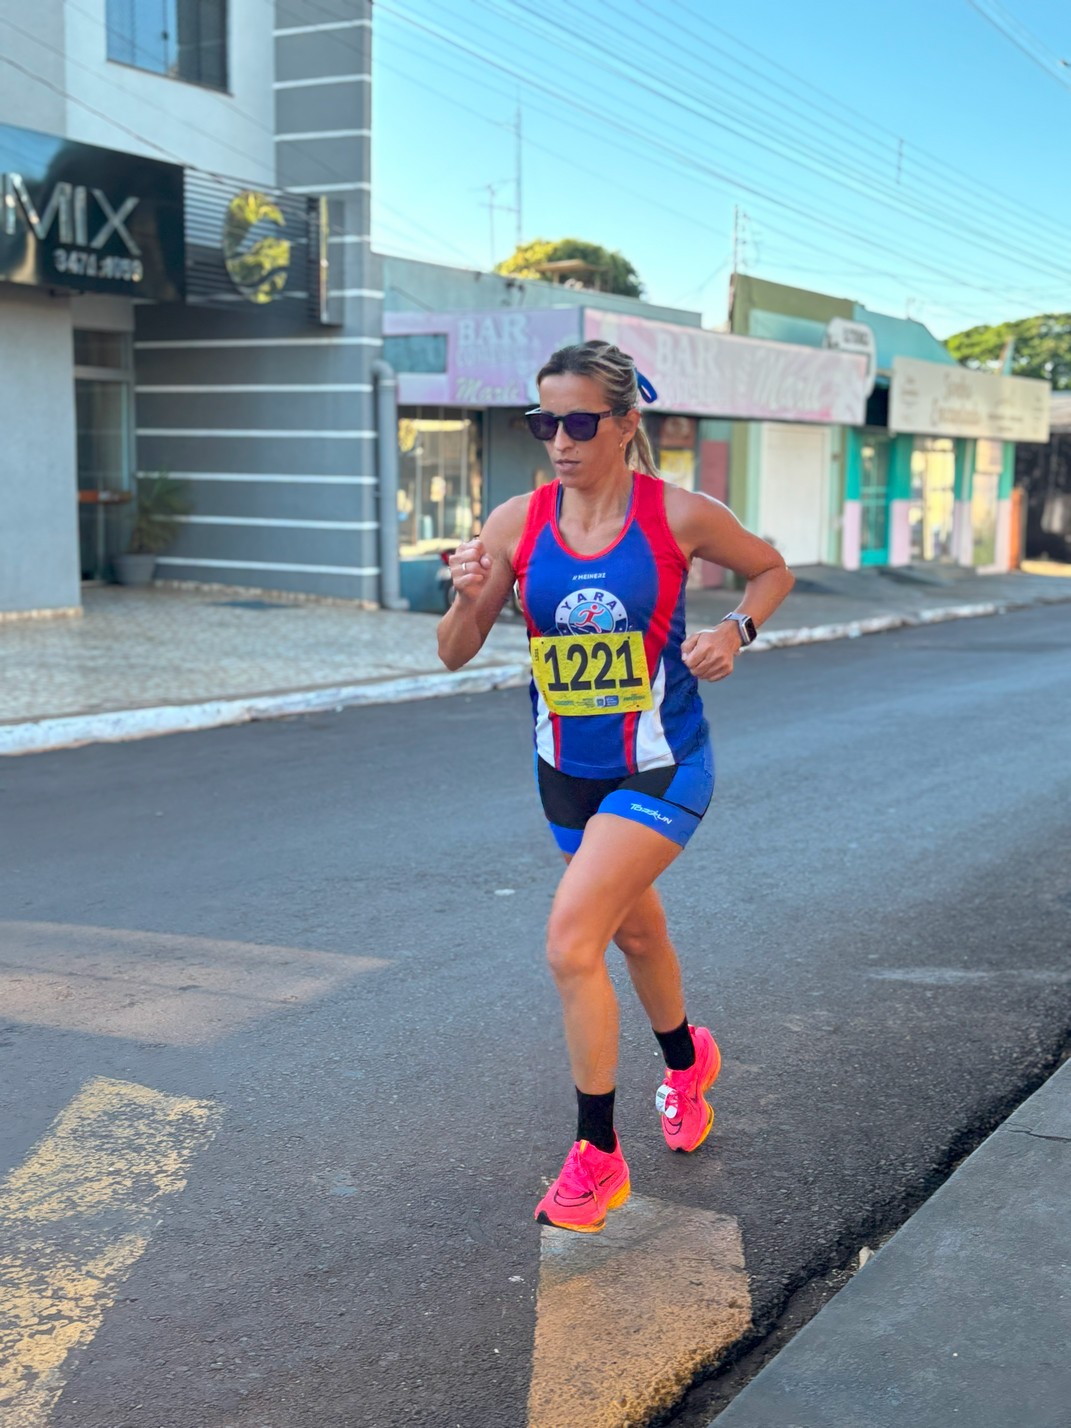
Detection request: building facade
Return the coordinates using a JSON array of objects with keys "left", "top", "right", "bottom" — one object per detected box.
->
[
  {"left": 1, "top": 0, "right": 381, "bottom": 618},
  {"left": 382, "top": 258, "right": 869, "bottom": 610},
  {"left": 1013, "top": 391, "right": 1071, "bottom": 563},
  {"left": 729, "top": 275, "right": 1050, "bottom": 571}
]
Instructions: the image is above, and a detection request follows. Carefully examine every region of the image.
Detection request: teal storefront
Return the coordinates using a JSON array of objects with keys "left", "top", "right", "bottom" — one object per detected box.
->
[{"left": 731, "top": 276, "right": 1036, "bottom": 571}]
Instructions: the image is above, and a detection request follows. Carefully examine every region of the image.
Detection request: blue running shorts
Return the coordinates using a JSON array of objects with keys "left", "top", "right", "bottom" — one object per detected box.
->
[{"left": 535, "top": 740, "right": 714, "bottom": 855}]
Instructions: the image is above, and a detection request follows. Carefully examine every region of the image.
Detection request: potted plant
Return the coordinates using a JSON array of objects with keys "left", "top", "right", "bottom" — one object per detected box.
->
[{"left": 113, "top": 472, "right": 192, "bottom": 586}]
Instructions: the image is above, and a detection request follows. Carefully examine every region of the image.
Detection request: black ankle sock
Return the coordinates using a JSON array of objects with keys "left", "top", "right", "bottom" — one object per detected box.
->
[
  {"left": 655, "top": 1016, "right": 696, "bottom": 1071},
  {"left": 576, "top": 1088, "right": 617, "bottom": 1154}
]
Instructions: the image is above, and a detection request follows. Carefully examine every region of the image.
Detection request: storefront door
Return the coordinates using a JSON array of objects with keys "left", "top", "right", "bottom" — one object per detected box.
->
[
  {"left": 760, "top": 423, "right": 830, "bottom": 566},
  {"left": 74, "top": 330, "right": 135, "bottom": 580},
  {"left": 909, "top": 437, "right": 956, "bottom": 561},
  {"left": 396, "top": 406, "right": 484, "bottom": 611},
  {"left": 972, "top": 439, "right": 1003, "bottom": 569},
  {"left": 859, "top": 435, "right": 890, "bottom": 566}
]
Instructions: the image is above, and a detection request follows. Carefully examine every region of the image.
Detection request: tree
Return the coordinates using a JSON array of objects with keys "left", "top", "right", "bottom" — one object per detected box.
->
[
  {"left": 495, "top": 238, "right": 644, "bottom": 298},
  {"left": 946, "top": 313, "right": 1071, "bottom": 389}
]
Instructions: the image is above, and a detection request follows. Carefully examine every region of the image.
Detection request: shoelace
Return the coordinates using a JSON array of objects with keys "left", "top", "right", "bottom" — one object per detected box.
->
[
  {"left": 558, "top": 1144, "right": 602, "bottom": 1199},
  {"left": 656, "top": 1067, "right": 699, "bottom": 1119}
]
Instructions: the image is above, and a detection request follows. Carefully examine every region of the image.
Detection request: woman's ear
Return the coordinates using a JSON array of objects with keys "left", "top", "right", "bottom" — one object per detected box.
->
[{"left": 618, "top": 409, "right": 641, "bottom": 444}]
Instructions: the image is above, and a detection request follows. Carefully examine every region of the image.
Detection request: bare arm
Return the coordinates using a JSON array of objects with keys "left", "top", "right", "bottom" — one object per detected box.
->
[
  {"left": 665, "top": 486, "right": 795, "bottom": 681},
  {"left": 436, "top": 495, "right": 529, "bottom": 671}
]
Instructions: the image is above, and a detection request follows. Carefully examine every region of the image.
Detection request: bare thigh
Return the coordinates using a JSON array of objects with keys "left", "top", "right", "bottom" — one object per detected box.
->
[
  {"left": 548, "top": 813, "right": 682, "bottom": 966},
  {"left": 559, "top": 844, "right": 672, "bottom": 950}
]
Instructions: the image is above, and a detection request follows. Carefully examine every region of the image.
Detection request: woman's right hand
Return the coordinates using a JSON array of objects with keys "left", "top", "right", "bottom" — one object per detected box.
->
[{"left": 450, "top": 540, "right": 493, "bottom": 601}]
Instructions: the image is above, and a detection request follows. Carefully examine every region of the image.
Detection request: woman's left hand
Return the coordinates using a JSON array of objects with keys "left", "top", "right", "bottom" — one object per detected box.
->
[{"left": 681, "top": 624, "right": 742, "bottom": 682}]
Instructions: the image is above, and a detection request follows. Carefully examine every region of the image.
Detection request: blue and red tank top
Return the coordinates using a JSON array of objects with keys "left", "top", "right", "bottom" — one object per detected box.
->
[{"left": 513, "top": 471, "right": 709, "bottom": 779}]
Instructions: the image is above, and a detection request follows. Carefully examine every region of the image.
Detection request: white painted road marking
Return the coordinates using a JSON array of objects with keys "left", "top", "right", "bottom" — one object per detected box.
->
[
  {"left": 528, "top": 1194, "right": 751, "bottom": 1428},
  {"left": 0, "top": 922, "right": 390, "bottom": 1045},
  {"left": 0, "top": 1077, "right": 222, "bottom": 1427}
]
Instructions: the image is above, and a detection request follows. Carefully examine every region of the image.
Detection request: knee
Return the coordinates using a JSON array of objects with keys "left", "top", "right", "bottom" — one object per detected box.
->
[
  {"left": 613, "top": 922, "right": 651, "bottom": 960},
  {"left": 545, "top": 910, "right": 603, "bottom": 984},
  {"left": 613, "top": 915, "right": 666, "bottom": 961}
]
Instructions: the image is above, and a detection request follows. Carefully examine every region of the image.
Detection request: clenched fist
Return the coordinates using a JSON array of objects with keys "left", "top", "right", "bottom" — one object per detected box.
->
[
  {"left": 449, "top": 539, "right": 493, "bottom": 600},
  {"left": 681, "top": 623, "right": 742, "bottom": 682}
]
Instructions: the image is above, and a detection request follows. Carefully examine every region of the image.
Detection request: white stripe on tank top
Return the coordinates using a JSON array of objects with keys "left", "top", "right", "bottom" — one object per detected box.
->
[
  {"left": 535, "top": 688, "right": 556, "bottom": 764},
  {"left": 634, "top": 660, "right": 675, "bottom": 771}
]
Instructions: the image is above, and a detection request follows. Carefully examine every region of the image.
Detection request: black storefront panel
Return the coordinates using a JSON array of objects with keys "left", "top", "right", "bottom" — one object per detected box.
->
[{"left": 0, "top": 123, "right": 185, "bottom": 302}]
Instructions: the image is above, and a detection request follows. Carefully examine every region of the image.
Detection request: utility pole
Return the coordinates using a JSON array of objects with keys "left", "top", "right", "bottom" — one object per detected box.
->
[
  {"left": 514, "top": 103, "right": 523, "bottom": 248},
  {"left": 480, "top": 180, "right": 516, "bottom": 269},
  {"left": 733, "top": 206, "right": 750, "bottom": 273}
]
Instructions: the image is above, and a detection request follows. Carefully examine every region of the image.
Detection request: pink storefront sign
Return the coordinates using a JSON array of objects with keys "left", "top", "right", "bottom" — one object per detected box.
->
[
  {"left": 384, "top": 309, "right": 581, "bottom": 407},
  {"left": 584, "top": 310, "right": 868, "bottom": 424}
]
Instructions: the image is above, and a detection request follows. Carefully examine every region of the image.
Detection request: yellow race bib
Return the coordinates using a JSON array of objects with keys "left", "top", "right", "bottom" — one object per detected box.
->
[{"left": 530, "top": 632, "right": 652, "bottom": 716}]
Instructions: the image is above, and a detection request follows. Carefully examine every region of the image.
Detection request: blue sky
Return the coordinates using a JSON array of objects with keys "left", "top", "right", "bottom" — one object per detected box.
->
[{"left": 369, "top": 0, "right": 1071, "bottom": 339}]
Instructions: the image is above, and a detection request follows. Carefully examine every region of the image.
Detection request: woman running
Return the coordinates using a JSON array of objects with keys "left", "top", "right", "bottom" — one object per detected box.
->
[{"left": 437, "top": 340, "right": 794, "bottom": 1233}]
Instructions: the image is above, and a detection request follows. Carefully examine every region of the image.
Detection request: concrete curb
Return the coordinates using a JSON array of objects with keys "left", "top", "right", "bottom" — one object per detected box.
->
[
  {"left": 0, "top": 663, "right": 533, "bottom": 757},
  {"left": 711, "top": 1056, "right": 1071, "bottom": 1427},
  {"left": 750, "top": 599, "right": 1010, "bottom": 650},
  {"left": 2, "top": 594, "right": 1067, "bottom": 756}
]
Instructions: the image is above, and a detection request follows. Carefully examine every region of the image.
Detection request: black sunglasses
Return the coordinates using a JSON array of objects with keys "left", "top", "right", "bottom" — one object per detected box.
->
[{"left": 524, "top": 407, "right": 627, "bottom": 442}]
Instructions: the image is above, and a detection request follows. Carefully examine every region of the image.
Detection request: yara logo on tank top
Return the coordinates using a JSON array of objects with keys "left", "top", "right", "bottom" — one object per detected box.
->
[{"left": 554, "top": 587, "right": 630, "bottom": 636}]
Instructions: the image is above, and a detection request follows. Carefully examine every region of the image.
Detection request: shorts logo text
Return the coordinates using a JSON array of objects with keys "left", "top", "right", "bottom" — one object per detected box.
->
[{"left": 630, "top": 802, "right": 672, "bottom": 826}]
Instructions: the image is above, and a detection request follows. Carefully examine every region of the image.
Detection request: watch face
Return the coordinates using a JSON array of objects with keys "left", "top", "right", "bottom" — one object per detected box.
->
[{"left": 742, "top": 615, "right": 757, "bottom": 644}]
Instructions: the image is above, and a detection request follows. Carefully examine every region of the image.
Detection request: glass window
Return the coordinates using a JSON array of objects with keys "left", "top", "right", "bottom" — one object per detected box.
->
[
  {"left": 859, "top": 437, "right": 890, "bottom": 559},
  {"left": 382, "top": 334, "right": 448, "bottom": 374},
  {"left": 76, "top": 381, "right": 131, "bottom": 495},
  {"left": 74, "top": 329, "right": 135, "bottom": 579},
  {"left": 397, "top": 408, "right": 483, "bottom": 558},
  {"left": 972, "top": 441, "right": 1004, "bottom": 567},
  {"left": 74, "top": 330, "right": 128, "bottom": 369},
  {"left": 974, "top": 439, "right": 1004, "bottom": 475},
  {"left": 107, "top": 0, "right": 228, "bottom": 92},
  {"left": 909, "top": 437, "right": 956, "bottom": 561},
  {"left": 76, "top": 380, "right": 134, "bottom": 579}
]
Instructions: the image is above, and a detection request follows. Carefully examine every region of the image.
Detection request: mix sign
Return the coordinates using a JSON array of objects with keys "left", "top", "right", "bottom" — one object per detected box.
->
[{"left": 0, "top": 122, "right": 185, "bottom": 300}]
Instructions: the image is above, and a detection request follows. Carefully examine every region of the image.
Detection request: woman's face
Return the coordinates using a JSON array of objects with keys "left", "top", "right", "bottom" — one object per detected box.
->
[{"left": 536, "top": 373, "right": 639, "bottom": 486}]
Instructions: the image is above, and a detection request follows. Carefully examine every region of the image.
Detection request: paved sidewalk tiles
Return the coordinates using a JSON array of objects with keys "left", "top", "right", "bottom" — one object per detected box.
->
[{"left": 2, "top": 566, "right": 1068, "bottom": 755}]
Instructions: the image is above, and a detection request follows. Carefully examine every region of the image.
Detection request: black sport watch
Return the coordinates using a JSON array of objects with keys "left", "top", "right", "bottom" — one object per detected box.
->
[{"left": 721, "top": 611, "right": 757, "bottom": 647}]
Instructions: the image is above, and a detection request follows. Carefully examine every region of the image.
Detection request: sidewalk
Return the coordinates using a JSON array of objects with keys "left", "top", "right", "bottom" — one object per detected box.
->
[
  {"left": 1, "top": 564, "right": 1069, "bottom": 755},
  {"left": 712, "top": 1054, "right": 1071, "bottom": 1428}
]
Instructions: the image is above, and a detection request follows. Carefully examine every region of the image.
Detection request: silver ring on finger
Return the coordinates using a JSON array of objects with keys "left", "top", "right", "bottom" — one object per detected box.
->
[{"left": 463, "top": 560, "right": 469, "bottom": 573}]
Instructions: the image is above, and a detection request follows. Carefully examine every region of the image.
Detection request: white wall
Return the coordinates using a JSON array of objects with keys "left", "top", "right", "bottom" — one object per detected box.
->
[
  {"left": 62, "top": 0, "right": 275, "bottom": 182},
  {"left": 0, "top": 287, "right": 80, "bottom": 614},
  {"left": 0, "top": 0, "right": 67, "bottom": 134}
]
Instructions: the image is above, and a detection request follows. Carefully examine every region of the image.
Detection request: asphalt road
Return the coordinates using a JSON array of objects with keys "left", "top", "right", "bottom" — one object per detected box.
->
[{"left": 1, "top": 605, "right": 1070, "bottom": 1428}]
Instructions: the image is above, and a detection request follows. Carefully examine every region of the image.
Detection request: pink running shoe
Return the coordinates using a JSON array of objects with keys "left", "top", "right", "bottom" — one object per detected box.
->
[
  {"left": 655, "top": 1025, "right": 721, "bottom": 1152},
  {"left": 534, "top": 1137, "right": 631, "bottom": 1233}
]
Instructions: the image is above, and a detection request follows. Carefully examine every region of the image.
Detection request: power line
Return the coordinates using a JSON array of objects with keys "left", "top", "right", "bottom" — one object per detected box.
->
[
  {"left": 373, "top": 0, "right": 1071, "bottom": 315},
  {"left": 497, "top": 0, "right": 1071, "bottom": 290},
  {"left": 379, "top": 17, "right": 1058, "bottom": 327},
  {"left": 673, "top": 0, "right": 1071, "bottom": 251},
  {"left": 372, "top": 47, "right": 753, "bottom": 257},
  {"left": 375, "top": 0, "right": 1064, "bottom": 311},
  {"left": 965, "top": 0, "right": 1071, "bottom": 93},
  {"left": 0, "top": 19, "right": 476, "bottom": 282}
]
